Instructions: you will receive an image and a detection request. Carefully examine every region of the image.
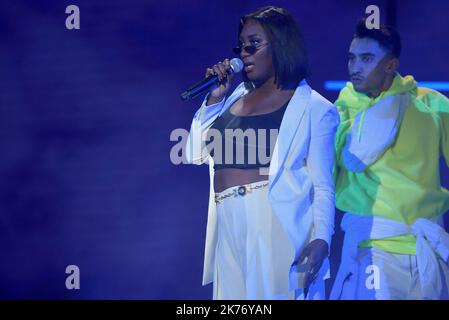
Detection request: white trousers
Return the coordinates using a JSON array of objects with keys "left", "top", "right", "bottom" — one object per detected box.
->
[
  {"left": 212, "top": 180, "right": 296, "bottom": 300},
  {"left": 337, "top": 247, "right": 449, "bottom": 300}
]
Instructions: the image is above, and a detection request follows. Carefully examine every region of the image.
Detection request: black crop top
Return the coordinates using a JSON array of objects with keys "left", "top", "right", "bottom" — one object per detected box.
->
[{"left": 205, "top": 100, "right": 288, "bottom": 170}]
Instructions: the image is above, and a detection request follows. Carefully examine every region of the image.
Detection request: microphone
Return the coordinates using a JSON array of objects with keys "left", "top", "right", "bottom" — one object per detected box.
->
[{"left": 180, "top": 58, "right": 244, "bottom": 101}]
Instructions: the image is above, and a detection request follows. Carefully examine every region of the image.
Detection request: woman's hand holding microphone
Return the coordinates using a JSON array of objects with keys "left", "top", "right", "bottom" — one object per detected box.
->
[{"left": 205, "top": 59, "right": 234, "bottom": 105}]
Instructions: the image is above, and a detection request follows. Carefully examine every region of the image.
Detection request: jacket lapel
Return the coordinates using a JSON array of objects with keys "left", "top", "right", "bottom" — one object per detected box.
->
[{"left": 268, "top": 80, "right": 312, "bottom": 190}]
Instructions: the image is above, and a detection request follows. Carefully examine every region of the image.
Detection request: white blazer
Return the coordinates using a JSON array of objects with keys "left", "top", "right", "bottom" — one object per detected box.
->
[{"left": 185, "top": 80, "right": 340, "bottom": 295}]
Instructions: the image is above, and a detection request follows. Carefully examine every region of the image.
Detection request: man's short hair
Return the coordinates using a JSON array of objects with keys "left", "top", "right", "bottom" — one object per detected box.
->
[{"left": 354, "top": 19, "right": 401, "bottom": 58}]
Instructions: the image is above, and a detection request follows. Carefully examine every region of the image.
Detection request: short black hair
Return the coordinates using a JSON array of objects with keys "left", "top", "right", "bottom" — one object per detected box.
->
[
  {"left": 238, "top": 6, "right": 310, "bottom": 89},
  {"left": 354, "top": 18, "right": 401, "bottom": 58}
]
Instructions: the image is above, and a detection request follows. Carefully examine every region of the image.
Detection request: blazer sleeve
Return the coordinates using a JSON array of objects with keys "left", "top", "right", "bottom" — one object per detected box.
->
[
  {"left": 307, "top": 104, "right": 340, "bottom": 249},
  {"left": 185, "top": 94, "right": 225, "bottom": 165}
]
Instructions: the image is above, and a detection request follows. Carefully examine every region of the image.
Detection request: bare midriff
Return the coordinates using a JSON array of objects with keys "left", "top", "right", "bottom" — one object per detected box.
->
[{"left": 213, "top": 168, "right": 269, "bottom": 193}]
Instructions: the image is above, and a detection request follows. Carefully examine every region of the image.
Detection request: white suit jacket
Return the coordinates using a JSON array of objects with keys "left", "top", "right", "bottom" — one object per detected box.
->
[{"left": 185, "top": 80, "right": 340, "bottom": 294}]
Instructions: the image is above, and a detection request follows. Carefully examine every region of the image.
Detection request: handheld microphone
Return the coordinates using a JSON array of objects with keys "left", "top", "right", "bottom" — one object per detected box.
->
[{"left": 180, "top": 58, "right": 244, "bottom": 101}]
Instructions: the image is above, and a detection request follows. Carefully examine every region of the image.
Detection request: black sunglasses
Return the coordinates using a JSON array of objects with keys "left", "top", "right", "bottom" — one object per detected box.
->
[{"left": 232, "top": 42, "right": 269, "bottom": 55}]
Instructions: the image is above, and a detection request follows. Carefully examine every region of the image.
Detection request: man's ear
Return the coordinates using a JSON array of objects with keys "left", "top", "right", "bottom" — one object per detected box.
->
[{"left": 385, "top": 57, "right": 400, "bottom": 75}]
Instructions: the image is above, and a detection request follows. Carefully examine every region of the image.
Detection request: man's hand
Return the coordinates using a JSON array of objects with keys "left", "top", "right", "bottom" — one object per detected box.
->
[{"left": 297, "top": 239, "right": 329, "bottom": 289}]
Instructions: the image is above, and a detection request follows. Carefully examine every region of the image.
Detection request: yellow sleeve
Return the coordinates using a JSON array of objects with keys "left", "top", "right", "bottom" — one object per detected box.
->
[
  {"left": 418, "top": 88, "right": 449, "bottom": 167},
  {"left": 441, "top": 104, "right": 449, "bottom": 167},
  {"left": 332, "top": 98, "right": 352, "bottom": 182},
  {"left": 432, "top": 91, "right": 449, "bottom": 167}
]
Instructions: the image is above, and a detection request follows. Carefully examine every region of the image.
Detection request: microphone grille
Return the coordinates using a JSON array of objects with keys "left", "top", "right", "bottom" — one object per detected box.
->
[{"left": 230, "top": 58, "right": 244, "bottom": 73}]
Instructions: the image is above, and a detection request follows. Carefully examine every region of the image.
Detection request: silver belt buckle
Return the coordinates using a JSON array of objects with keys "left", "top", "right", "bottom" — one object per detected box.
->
[{"left": 237, "top": 186, "right": 247, "bottom": 196}]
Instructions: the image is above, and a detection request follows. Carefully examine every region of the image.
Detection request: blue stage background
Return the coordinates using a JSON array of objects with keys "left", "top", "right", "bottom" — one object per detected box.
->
[{"left": 0, "top": 0, "right": 448, "bottom": 299}]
